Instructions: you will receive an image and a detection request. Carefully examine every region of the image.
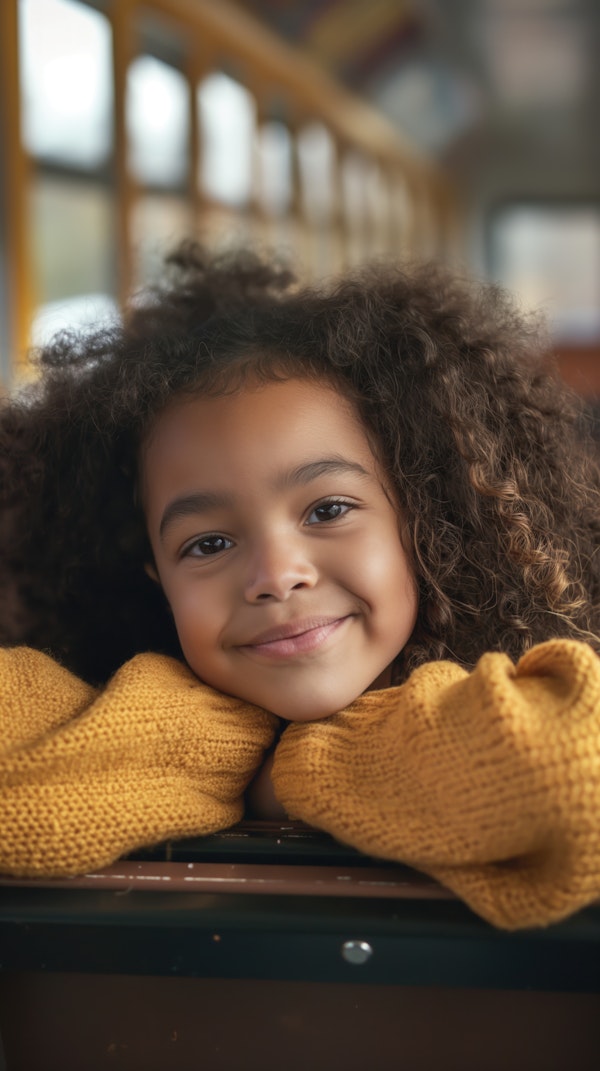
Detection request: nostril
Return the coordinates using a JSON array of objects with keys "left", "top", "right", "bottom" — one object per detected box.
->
[{"left": 245, "top": 566, "right": 317, "bottom": 602}]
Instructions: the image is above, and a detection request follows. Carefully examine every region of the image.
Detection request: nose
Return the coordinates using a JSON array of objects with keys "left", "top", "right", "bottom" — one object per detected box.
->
[{"left": 243, "top": 533, "right": 318, "bottom": 603}]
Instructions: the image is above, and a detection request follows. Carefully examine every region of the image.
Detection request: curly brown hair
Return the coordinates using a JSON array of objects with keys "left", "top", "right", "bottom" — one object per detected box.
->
[{"left": 1, "top": 242, "right": 599, "bottom": 684}]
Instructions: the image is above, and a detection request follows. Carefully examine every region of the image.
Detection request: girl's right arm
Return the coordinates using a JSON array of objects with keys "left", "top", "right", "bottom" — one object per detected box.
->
[{"left": 0, "top": 646, "right": 277, "bottom": 877}]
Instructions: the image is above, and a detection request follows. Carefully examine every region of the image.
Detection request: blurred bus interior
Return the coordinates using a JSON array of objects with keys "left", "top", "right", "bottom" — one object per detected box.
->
[
  {"left": 0, "top": 0, "right": 598, "bottom": 415},
  {"left": 1, "top": 6, "right": 600, "bottom": 1067}
]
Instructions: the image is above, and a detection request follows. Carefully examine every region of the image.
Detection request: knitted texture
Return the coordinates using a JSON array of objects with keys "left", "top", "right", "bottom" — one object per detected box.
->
[
  {"left": 0, "top": 647, "right": 277, "bottom": 876},
  {"left": 272, "top": 639, "right": 600, "bottom": 929}
]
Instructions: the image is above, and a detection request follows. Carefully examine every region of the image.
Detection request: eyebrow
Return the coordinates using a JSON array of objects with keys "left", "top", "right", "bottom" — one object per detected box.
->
[
  {"left": 159, "top": 490, "right": 234, "bottom": 540},
  {"left": 279, "top": 457, "right": 370, "bottom": 490},
  {"left": 158, "top": 456, "right": 371, "bottom": 541}
]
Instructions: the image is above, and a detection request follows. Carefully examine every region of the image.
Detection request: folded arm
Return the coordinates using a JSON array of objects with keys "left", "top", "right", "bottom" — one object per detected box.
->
[
  {"left": 0, "top": 647, "right": 277, "bottom": 877},
  {"left": 272, "top": 639, "right": 600, "bottom": 929}
]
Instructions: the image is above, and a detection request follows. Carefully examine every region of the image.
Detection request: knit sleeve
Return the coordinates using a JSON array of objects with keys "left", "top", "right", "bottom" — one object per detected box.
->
[
  {"left": 272, "top": 639, "right": 600, "bottom": 929},
  {"left": 0, "top": 646, "right": 277, "bottom": 877}
]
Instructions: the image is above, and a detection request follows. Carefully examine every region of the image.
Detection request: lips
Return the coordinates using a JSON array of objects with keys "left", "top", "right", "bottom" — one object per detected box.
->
[{"left": 238, "top": 616, "right": 352, "bottom": 659}]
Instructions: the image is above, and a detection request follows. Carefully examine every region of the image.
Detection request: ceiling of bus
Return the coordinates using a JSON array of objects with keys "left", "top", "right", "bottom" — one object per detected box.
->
[{"left": 240, "top": 0, "right": 599, "bottom": 204}]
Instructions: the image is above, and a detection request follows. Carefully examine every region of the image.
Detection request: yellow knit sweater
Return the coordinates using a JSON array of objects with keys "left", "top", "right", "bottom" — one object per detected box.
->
[
  {"left": 0, "top": 647, "right": 277, "bottom": 876},
  {"left": 2, "top": 639, "right": 600, "bottom": 930}
]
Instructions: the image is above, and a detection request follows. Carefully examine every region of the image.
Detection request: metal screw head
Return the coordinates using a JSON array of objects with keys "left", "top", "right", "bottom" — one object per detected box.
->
[{"left": 341, "top": 940, "right": 373, "bottom": 965}]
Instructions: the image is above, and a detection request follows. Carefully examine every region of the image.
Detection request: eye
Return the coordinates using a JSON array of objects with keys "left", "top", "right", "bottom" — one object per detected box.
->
[
  {"left": 182, "top": 534, "right": 234, "bottom": 558},
  {"left": 305, "top": 499, "right": 354, "bottom": 525}
]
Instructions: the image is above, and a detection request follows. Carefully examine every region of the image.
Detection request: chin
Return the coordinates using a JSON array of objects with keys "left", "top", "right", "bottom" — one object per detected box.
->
[
  {"left": 261, "top": 689, "right": 360, "bottom": 723},
  {"left": 198, "top": 666, "right": 370, "bottom": 722},
  {"left": 276, "top": 707, "right": 337, "bottom": 723}
]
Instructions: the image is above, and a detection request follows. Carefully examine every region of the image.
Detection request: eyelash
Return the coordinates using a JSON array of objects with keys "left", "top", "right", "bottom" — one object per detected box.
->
[
  {"left": 181, "top": 534, "right": 234, "bottom": 559},
  {"left": 180, "top": 498, "right": 356, "bottom": 559},
  {"left": 305, "top": 498, "right": 355, "bottom": 525}
]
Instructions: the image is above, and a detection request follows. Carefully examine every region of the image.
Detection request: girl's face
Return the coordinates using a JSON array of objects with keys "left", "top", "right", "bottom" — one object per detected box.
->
[{"left": 141, "top": 377, "right": 418, "bottom": 721}]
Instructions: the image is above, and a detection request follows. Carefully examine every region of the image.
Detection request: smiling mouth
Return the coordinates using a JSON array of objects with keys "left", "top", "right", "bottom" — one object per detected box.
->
[{"left": 238, "top": 616, "right": 352, "bottom": 660}]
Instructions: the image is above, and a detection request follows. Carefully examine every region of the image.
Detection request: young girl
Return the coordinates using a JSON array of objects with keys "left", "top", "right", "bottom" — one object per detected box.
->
[{"left": 1, "top": 243, "right": 600, "bottom": 929}]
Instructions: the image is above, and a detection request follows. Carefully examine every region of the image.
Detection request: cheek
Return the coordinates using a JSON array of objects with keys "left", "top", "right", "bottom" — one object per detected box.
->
[
  {"left": 164, "top": 581, "right": 222, "bottom": 664},
  {"left": 359, "top": 520, "right": 415, "bottom": 592},
  {"left": 380, "top": 560, "right": 418, "bottom": 630},
  {"left": 394, "top": 567, "right": 419, "bottom": 636},
  {"left": 370, "top": 527, "right": 418, "bottom": 636}
]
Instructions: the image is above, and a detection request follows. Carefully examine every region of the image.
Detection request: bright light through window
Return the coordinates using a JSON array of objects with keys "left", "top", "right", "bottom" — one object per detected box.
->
[
  {"left": 19, "top": 0, "right": 113, "bottom": 167},
  {"left": 297, "top": 122, "right": 335, "bottom": 223},
  {"left": 127, "top": 56, "right": 189, "bottom": 187},
  {"left": 256, "top": 120, "right": 292, "bottom": 216},
  {"left": 198, "top": 72, "right": 256, "bottom": 206},
  {"left": 491, "top": 206, "right": 600, "bottom": 342},
  {"left": 341, "top": 151, "right": 367, "bottom": 222},
  {"left": 31, "top": 293, "right": 119, "bottom": 348}
]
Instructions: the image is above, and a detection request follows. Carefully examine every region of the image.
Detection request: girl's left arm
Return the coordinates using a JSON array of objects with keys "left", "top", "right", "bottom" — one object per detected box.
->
[{"left": 272, "top": 639, "right": 600, "bottom": 930}]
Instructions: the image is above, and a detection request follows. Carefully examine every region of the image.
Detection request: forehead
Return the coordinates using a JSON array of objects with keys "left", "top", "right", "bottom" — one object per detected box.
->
[{"left": 140, "top": 378, "right": 378, "bottom": 502}]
